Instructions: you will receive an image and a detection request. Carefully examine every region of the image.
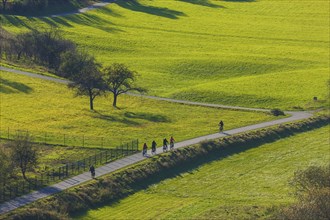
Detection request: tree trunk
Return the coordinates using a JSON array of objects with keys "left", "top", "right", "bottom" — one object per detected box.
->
[
  {"left": 22, "top": 168, "right": 27, "bottom": 181},
  {"left": 2, "top": 0, "right": 7, "bottom": 11},
  {"left": 113, "top": 93, "right": 118, "bottom": 107},
  {"left": 89, "top": 90, "right": 94, "bottom": 110}
]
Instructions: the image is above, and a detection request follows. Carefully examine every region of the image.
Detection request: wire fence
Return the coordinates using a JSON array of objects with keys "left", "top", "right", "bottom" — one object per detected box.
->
[
  {"left": 0, "top": 139, "right": 139, "bottom": 204},
  {"left": 0, "top": 127, "right": 122, "bottom": 148}
]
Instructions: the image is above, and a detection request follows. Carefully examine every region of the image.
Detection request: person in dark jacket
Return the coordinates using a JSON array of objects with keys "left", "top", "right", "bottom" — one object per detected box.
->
[
  {"left": 89, "top": 165, "right": 95, "bottom": 178},
  {"left": 170, "top": 136, "right": 175, "bottom": 150},
  {"left": 219, "top": 120, "right": 224, "bottom": 132},
  {"left": 163, "top": 138, "right": 168, "bottom": 152},
  {"left": 143, "top": 143, "right": 148, "bottom": 156},
  {"left": 151, "top": 140, "right": 157, "bottom": 155}
]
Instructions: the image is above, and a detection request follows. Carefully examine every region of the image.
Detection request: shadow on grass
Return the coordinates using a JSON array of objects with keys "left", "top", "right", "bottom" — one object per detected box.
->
[
  {"left": 115, "top": 0, "right": 185, "bottom": 19},
  {"left": 0, "top": 15, "right": 32, "bottom": 28},
  {"left": 222, "top": 0, "right": 256, "bottom": 2},
  {"left": 0, "top": 78, "right": 33, "bottom": 94},
  {"left": 124, "top": 112, "right": 171, "bottom": 123},
  {"left": 0, "top": 12, "right": 122, "bottom": 34},
  {"left": 178, "top": 0, "right": 225, "bottom": 8},
  {"left": 93, "top": 111, "right": 141, "bottom": 126}
]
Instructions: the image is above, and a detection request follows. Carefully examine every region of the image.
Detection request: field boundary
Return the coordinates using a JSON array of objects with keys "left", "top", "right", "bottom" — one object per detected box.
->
[{"left": 2, "top": 115, "right": 329, "bottom": 219}]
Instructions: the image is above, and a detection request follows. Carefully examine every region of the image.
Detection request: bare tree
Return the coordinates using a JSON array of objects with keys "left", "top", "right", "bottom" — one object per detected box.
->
[
  {"left": 103, "top": 63, "right": 146, "bottom": 107},
  {"left": 1, "top": 0, "right": 8, "bottom": 11},
  {"left": 10, "top": 133, "right": 38, "bottom": 181},
  {"left": 59, "top": 50, "right": 105, "bottom": 110}
]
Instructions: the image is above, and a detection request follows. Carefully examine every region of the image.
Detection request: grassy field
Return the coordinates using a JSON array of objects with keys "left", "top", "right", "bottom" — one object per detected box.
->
[
  {"left": 0, "top": 70, "right": 276, "bottom": 148},
  {"left": 1, "top": 0, "right": 329, "bottom": 110},
  {"left": 73, "top": 125, "right": 330, "bottom": 220}
]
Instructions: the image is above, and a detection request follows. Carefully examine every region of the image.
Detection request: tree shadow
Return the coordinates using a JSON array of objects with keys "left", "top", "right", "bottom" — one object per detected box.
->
[
  {"left": 38, "top": 16, "right": 73, "bottom": 27},
  {"left": 124, "top": 112, "right": 171, "bottom": 123},
  {"left": 0, "top": 78, "right": 33, "bottom": 94},
  {"left": 0, "top": 15, "right": 32, "bottom": 29},
  {"left": 96, "top": 4, "right": 124, "bottom": 18},
  {"left": 93, "top": 111, "right": 141, "bottom": 126},
  {"left": 222, "top": 0, "right": 256, "bottom": 2},
  {"left": 1, "top": 11, "right": 123, "bottom": 33},
  {"left": 178, "top": 0, "right": 225, "bottom": 8},
  {"left": 115, "top": 0, "right": 185, "bottom": 19}
]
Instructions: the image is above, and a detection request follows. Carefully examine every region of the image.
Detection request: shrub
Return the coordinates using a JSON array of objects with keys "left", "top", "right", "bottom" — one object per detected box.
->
[
  {"left": 276, "top": 164, "right": 330, "bottom": 220},
  {"left": 271, "top": 108, "right": 285, "bottom": 116}
]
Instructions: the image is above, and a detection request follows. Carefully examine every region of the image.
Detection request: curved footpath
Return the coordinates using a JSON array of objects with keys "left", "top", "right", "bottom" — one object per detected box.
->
[{"left": 0, "top": 66, "right": 313, "bottom": 215}]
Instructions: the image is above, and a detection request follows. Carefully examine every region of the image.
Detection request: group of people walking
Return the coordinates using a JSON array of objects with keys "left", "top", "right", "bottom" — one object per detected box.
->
[
  {"left": 143, "top": 136, "right": 175, "bottom": 156},
  {"left": 89, "top": 120, "right": 225, "bottom": 178}
]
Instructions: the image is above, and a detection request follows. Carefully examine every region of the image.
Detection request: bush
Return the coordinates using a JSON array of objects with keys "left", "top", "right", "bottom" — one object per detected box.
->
[
  {"left": 276, "top": 164, "right": 330, "bottom": 220},
  {"left": 271, "top": 108, "right": 285, "bottom": 116}
]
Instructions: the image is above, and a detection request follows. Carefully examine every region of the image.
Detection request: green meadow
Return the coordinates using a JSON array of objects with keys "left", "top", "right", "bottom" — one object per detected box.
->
[
  {"left": 0, "top": 70, "right": 275, "bottom": 148},
  {"left": 74, "top": 125, "right": 330, "bottom": 220},
  {"left": 1, "top": 0, "right": 329, "bottom": 109}
]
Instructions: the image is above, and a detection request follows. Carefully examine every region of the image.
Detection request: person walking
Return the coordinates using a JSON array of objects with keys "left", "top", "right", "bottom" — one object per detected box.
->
[
  {"left": 143, "top": 143, "right": 148, "bottom": 156},
  {"left": 219, "top": 120, "right": 224, "bottom": 132},
  {"left": 89, "top": 165, "right": 95, "bottom": 179},
  {"left": 151, "top": 140, "right": 157, "bottom": 155},
  {"left": 170, "top": 136, "right": 175, "bottom": 150},
  {"left": 163, "top": 138, "right": 169, "bottom": 152}
]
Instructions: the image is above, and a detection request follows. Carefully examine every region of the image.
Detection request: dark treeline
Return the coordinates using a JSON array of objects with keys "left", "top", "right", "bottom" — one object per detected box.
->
[
  {"left": 1, "top": 0, "right": 89, "bottom": 13},
  {"left": 0, "top": 27, "right": 76, "bottom": 71}
]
